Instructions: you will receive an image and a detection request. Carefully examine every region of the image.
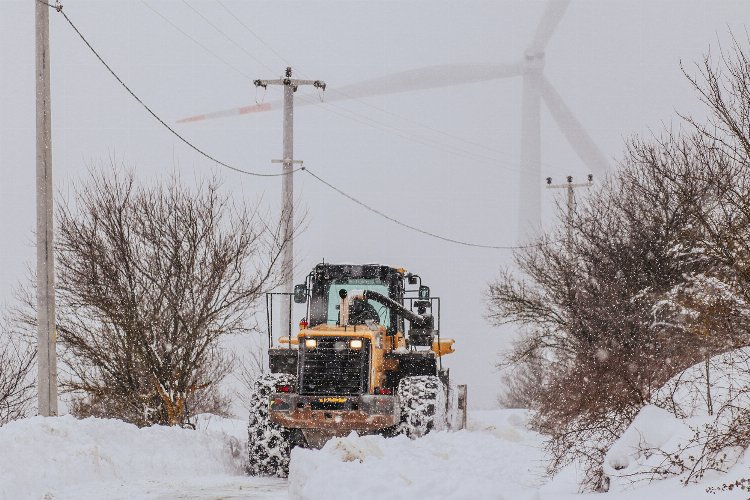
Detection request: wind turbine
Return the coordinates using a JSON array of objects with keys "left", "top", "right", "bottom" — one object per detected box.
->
[{"left": 178, "top": 0, "right": 609, "bottom": 241}]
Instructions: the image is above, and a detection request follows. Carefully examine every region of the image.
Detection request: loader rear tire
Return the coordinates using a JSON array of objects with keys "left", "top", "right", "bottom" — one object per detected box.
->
[
  {"left": 247, "top": 373, "right": 296, "bottom": 478},
  {"left": 397, "top": 375, "right": 446, "bottom": 438}
]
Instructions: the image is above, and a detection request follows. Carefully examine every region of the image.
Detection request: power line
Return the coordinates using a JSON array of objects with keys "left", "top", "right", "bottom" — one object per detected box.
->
[
  {"left": 41, "top": 1, "right": 538, "bottom": 251},
  {"left": 180, "top": 0, "right": 277, "bottom": 75},
  {"left": 215, "top": 0, "right": 293, "bottom": 70},
  {"left": 304, "top": 168, "right": 538, "bottom": 250},
  {"left": 296, "top": 95, "right": 519, "bottom": 171},
  {"left": 53, "top": 2, "right": 299, "bottom": 178},
  {"left": 324, "top": 87, "right": 522, "bottom": 160},
  {"left": 140, "top": 1, "right": 253, "bottom": 81}
]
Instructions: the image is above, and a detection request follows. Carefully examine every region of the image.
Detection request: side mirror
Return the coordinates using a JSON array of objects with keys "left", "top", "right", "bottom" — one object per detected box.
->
[
  {"left": 418, "top": 285, "right": 430, "bottom": 299},
  {"left": 293, "top": 284, "right": 308, "bottom": 303}
]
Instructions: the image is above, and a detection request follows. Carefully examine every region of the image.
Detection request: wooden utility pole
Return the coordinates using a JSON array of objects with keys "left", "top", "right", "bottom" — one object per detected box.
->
[
  {"left": 545, "top": 175, "right": 593, "bottom": 250},
  {"left": 254, "top": 68, "right": 325, "bottom": 341},
  {"left": 36, "top": 0, "right": 58, "bottom": 416}
]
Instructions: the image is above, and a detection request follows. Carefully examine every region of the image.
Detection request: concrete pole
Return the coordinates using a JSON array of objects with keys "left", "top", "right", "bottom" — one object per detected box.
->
[
  {"left": 35, "top": 0, "right": 58, "bottom": 417},
  {"left": 280, "top": 68, "right": 294, "bottom": 341},
  {"left": 545, "top": 175, "right": 593, "bottom": 253},
  {"left": 254, "top": 68, "right": 325, "bottom": 345},
  {"left": 566, "top": 177, "right": 574, "bottom": 251}
]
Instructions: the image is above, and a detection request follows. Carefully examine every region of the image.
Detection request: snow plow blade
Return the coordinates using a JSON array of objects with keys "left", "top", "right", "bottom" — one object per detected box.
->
[{"left": 269, "top": 394, "right": 399, "bottom": 431}]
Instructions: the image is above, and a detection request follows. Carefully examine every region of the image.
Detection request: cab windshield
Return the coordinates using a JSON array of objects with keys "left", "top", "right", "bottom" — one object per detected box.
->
[{"left": 327, "top": 278, "right": 390, "bottom": 326}]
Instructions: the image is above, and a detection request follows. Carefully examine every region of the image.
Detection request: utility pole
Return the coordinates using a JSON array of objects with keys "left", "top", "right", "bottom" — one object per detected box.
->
[
  {"left": 254, "top": 68, "right": 325, "bottom": 342},
  {"left": 545, "top": 174, "right": 593, "bottom": 250},
  {"left": 36, "top": 0, "right": 58, "bottom": 416}
]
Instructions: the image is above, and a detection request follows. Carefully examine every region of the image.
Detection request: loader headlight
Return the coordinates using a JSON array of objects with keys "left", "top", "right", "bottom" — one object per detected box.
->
[
  {"left": 305, "top": 338, "right": 317, "bottom": 349},
  {"left": 350, "top": 339, "right": 363, "bottom": 349}
]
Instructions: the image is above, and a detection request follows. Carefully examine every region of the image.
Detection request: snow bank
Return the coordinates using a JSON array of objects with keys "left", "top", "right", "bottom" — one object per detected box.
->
[
  {"left": 599, "top": 348, "right": 750, "bottom": 494},
  {"left": 651, "top": 348, "right": 750, "bottom": 418},
  {"left": 603, "top": 405, "right": 700, "bottom": 483},
  {"left": 288, "top": 409, "right": 545, "bottom": 500},
  {"left": 595, "top": 404, "right": 750, "bottom": 498},
  {"left": 0, "top": 415, "right": 245, "bottom": 499}
]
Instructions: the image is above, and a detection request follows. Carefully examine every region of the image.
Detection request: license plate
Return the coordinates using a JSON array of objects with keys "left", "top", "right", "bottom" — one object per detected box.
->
[{"left": 318, "top": 397, "right": 347, "bottom": 403}]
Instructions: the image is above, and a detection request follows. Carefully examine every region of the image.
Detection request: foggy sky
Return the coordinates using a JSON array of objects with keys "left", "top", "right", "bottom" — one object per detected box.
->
[{"left": 1, "top": 0, "right": 747, "bottom": 409}]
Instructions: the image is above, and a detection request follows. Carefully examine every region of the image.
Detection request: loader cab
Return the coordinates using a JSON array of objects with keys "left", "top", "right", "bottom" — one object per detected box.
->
[{"left": 298, "top": 264, "right": 406, "bottom": 336}]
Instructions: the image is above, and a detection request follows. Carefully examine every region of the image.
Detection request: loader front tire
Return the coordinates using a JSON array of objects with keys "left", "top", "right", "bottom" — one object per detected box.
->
[
  {"left": 397, "top": 375, "right": 446, "bottom": 438},
  {"left": 247, "top": 373, "right": 296, "bottom": 477}
]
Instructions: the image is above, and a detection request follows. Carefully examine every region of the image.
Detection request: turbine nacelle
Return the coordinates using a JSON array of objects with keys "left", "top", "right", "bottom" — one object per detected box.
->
[{"left": 523, "top": 50, "right": 545, "bottom": 72}]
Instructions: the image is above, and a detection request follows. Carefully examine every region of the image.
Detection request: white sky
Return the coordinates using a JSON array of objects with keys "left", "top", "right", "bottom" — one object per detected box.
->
[{"left": 1, "top": 0, "right": 747, "bottom": 408}]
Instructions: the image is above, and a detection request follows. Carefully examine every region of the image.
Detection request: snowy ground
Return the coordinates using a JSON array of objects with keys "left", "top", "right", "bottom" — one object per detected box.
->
[
  {"left": 3, "top": 409, "right": 750, "bottom": 499},
  {"left": 0, "top": 414, "right": 286, "bottom": 500}
]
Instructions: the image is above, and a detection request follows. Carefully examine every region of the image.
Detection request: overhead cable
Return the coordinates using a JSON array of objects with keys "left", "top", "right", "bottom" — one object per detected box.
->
[
  {"left": 215, "top": 0, "right": 293, "bottom": 69},
  {"left": 304, "top": 168, "right": 540, "bottom": 250},
  {"left": 180, "top": 0, "right": 277, "bottom": 74},
  {"left": 52, "top": 1, "right": 299, "bottom": 178},
  {"left": 296, "top": 95, "right": 516, "bottom": 170},
  {"left": 141, "top": 1, "right": 254, "bottom": 81},
  {"left": 40, "top": 0, "right": 540, "bottom": 251}
]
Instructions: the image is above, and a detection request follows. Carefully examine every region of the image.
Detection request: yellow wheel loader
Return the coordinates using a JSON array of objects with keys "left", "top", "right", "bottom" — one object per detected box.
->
[{"left": 246, "top": 263, "right": 462, "bottom": 477}]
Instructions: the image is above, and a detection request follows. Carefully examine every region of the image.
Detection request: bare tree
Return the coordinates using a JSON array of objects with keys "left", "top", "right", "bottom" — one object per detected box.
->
[
  {"left": 232, "top": 334, "right": 266, "bottom": 412},
  {"left": 0, "top": 322, "right": 35, "bottom": 425},
  {"left": 46, "top": 167, "right": 291, "bottom": 427},
  {"left": 496, "top": 349, "right": 546, "bottom": 409},
  {"left": 488, "top": 33, "right": 750, "bottom": 490}
]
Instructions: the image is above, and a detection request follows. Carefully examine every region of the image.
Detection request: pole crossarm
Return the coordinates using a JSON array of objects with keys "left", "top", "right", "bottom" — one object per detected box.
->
[
  {"left": 272, "top": 159, "right": 304, "bottom": 165},
  {"left": 546, "top": 175, "right": 594, "bottom": 191},
  {"left": 546, "top": 182, "right": 592, "bottom": 189},
  {"left": 254, "top": 79, "right": 325, "bottom": 88}
]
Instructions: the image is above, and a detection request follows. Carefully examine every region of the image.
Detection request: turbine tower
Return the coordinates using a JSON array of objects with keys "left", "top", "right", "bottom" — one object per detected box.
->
[{"left": 178, "top": 0, "right": 608, "bottom": 241}]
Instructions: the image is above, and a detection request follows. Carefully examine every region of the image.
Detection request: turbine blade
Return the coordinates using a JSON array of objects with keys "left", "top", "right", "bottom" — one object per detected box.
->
[
  {"left": 528, "top": 0, "right": 571, "bottom": 54},
  {"left": 177, "top": 62, "right": 522, "bottom": 123},
  {"left": 540, "top": 75, "right": 609, "bottom": 173},
  {"left": 323, "top": 62, "right": 523, "bottom": 101},
  {"left": 176, "top": 102, "right": 275, "bottom": 123}
]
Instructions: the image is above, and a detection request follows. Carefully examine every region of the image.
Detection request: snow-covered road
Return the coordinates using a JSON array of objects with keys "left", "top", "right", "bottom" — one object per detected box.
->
[
  {"left": 50, "top": 475, "right": 287, "bottom": 500},
  {"left": 67, "top": 475, "right": 289, "bottom": 500}
]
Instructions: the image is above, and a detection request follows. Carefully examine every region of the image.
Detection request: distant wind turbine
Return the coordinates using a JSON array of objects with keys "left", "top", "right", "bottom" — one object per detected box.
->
[{"left": 177, "top": 0, "right": 609, "bottom": 241}]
